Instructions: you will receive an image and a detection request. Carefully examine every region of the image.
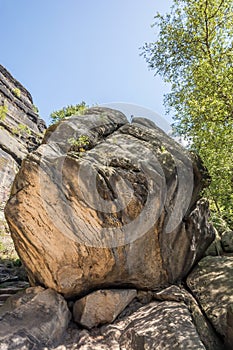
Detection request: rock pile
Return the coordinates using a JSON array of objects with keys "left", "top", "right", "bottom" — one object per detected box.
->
[{"left": 1, "top": 100, "right": 232, "bottom": 349}]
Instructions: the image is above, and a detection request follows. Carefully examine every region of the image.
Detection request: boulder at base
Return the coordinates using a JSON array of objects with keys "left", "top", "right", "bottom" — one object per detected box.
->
[
  {"left": 5, "top": 107, "right": 214, "bottom": 298},
  {"left": 0, "top": 287, "right": 71, "bottom": 350},
  {"left": 187, "top": 256, "right": 233, "bottom": 348},
  {"left": 73, "top": 289, "right": 137, "bottom": 328}
]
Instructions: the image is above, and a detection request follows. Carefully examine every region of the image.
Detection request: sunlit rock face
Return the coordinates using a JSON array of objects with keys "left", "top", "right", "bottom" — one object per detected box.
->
[{"left": 5, "top": 107, "right": 214, "bottom": 298}]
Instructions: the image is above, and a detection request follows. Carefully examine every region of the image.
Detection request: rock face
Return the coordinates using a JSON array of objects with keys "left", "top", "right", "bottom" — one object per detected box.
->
[
  {"left": 5, "top": 107, "right": 214, "bottom": 298},
  {"left": 73, "top": 289, "right": 137, "bottom": 328},
  {"left": 187, "top": 256, "right": 233, "bottom": 348},
  {"left": 0, "top": 64, "right": 46, "bottom": 243},
  {"left": 118, "top": 301, "right": 206, "bottom": 349},
  {"left": 0, "top": 287, "right": 71, "bottom": 350}
]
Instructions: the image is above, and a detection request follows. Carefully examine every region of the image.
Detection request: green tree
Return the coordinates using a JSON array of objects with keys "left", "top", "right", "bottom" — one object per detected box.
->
[
  {"left": 50, "top": 101, "right": 88, "bottom": 125},
  {"left": 142, "top": 0, "right": 233, "bottom": 229}
]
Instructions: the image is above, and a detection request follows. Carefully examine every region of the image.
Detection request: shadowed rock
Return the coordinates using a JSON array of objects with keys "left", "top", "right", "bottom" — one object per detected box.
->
[
  {"left": 187, "top": 256, "right": 233, "bottom": 347},
  {"left": 0, "top": 287, "right": 71, "bottom": 350}
]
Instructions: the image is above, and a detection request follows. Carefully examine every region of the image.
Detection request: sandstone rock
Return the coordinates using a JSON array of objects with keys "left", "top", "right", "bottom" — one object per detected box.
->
[
  {"left": 73, "top": 300, "right": 207, "bottom": 350},
  {"left": 118, "top": 301, "right": 206, "bottom": 349},
  {"left": 5, "top": 107, "right": 214, "bottom": 298},
  {"left": 136, "top": 285, "right": 223, "bottom": 350},
  {"left": 0, "top": 64, "right": 46, "bottom": 198},
  {"left": 204, "top": 228, "right": 223, "bottom": 256},
  {"left": 0, "top": 286, "right": 44, "bottom": 316},
  {"left": 0, "top": 287, "right": 71, "bottom": 349},
  {"left": 38, "top": 285, "right": 224, "bottom": 349},
  {"left": 225, "top": 303, "right": 233, "bottom": 350},
  {"left": 221, "top": 230, "right": 233, "bottom": 253},
  {"left": 187, "top": 256, "right": 233, "bottom": 346},
  {"left": 0, "top": 64, "right": 46, "bottom": 264},
  {"left": 73, "top": 289, "right": 137, "bottom": 328}
]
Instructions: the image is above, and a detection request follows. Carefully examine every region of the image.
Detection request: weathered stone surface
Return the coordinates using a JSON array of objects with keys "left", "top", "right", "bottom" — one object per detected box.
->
[
  {"left": 70, "top": 301, "right": 207, "bottom": 350},
  {"left": 5, "top": 107, "right": 214, "bottom": 298},
  {"left": 0, "top": 287, "right": 71, "bottom": 349},
  {"left": 204, "top": 228, "right": 223, "bottom": 256},
  {"left": 221, "top": 231, "right": 233, "bottom": 253},
  {"left": 187, "top": 256, "right": 233, "bottom": 346},
  {"left": 121, "top": 285, "right": 223, "bottom": 350},
  {"left": 0, "top": 64, "right": 46, "bottom": 264},
  {"left": 225, "top": 303, "right": 233, "bottom": 350},
  {"left": 0, "top": 64, "right": 46, "bottom": 197},
  {"left": 118, "top": 301, "right": 206, "bottom": 349},
  {"left": 32, "top": 286, "right": 224, "bottom": 349},
  {"left": 73, "top": 289, "right": 137, "bottom": 328},
  {"left": 0, "top": 286, "right": 43, "bottom": 316}
]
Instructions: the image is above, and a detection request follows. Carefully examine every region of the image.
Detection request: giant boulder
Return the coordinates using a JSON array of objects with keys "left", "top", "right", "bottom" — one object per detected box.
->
[{"left": 5, "top": 107, "right": 214, "bottom": 298}]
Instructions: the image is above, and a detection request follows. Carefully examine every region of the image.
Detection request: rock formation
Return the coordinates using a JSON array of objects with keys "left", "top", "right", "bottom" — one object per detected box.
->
[
  {"left": 0, "top": 64, "right": 46, "bottom": 233},
  {"left": 187, "top": 256, "right": 233, "bottom": 347},
  {"left": 1, "top": 76, "right": 232, "bottom": 349},
  {"left": 0, "top": 64, "right": 46, "bottom": 303},
  {"left": 73, "top": 289, "right": 137, "bottom": 328},
  {"left": 5, "top": 107, "right": 214, "bottom": 298},
  {"left": 0, "top": 286, "right": 71, "bottom": 349}
]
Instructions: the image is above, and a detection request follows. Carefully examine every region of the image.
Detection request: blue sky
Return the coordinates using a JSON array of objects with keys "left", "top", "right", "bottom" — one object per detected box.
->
[{"left": 0, "top": 0, "right": 173, "bottom": 125}]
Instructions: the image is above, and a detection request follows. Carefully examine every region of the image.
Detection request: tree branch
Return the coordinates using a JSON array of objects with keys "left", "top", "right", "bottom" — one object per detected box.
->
[{"left": 204, "top": 0, "right": 213, "bottom": 65}]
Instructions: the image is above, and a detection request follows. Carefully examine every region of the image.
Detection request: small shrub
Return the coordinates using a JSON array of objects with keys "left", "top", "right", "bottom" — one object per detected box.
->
[
  {"left": 0, "top": 104, "right": 8, "bottom": 121},
  {"left": 50, "top": 101, "right": 88, "bottom": 125},
  {"left": 33, "top": 104, "right": 39, "bottom": 113},
  {"left": 12, "top": 88, "right": 21, "bottom": 98},
  {"left": 12, "top": 123, "right": 31, "bottom": 137},
  {"left": 68, "top": 135, "right": 90, "bottom": 156},
  {"left": 13, "top": 258, "right": 22, "bottom": 267}
]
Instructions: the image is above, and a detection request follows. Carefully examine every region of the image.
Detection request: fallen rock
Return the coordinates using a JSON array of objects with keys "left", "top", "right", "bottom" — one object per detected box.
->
[
  {"left": 5, "top": 107, "right": 214, "bottom": 298},
  {"left": 73, "top": 300, "right": 208, "bottom": 350},
  {"left": 187, "top": 256, "right": 233, "bottom": 346},
  {"left": 33, "top": 286, "right": 224, "bottom": 350},
  {"left": 73, "top": 289, "right": 137, "bottom": 329},
  {"left": 127, "top": 285, "right": 223, "bottom": 350},
  {"left": 221, "top": 231, "right": 233, "bottom": 253},
  {"left": 0, "top": 287, "right": 71, "bottom": 349},
  {"left": 0, "top": 286, "right": 44, "bottom": 316},
  {"left": 118, "top": 301, "right": 206, "bottom": 349}
]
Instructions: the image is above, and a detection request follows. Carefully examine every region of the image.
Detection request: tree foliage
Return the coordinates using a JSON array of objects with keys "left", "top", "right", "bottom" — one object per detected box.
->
[
  {"left": 142, "top": 0, "right": 233, "bottom": 229},
  {"left": 50, "top": 101, "right": 88, "bottom": 125}
]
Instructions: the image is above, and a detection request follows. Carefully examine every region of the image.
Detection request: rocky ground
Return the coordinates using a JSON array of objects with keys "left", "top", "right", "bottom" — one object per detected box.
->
[{"left": 0, "top": 212, "right": 29, "bottom": 307}]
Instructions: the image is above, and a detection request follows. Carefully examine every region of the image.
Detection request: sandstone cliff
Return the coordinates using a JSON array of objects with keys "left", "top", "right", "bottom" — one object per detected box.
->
[
  {"left": 0, "top": 64, "right": 46, "bottom": 286},
  {"left": 0, "top": 64, "right": 46, "bottom": 202}
]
